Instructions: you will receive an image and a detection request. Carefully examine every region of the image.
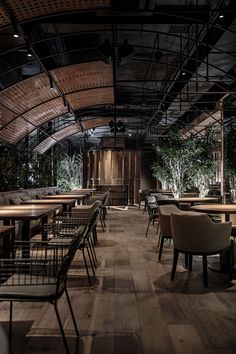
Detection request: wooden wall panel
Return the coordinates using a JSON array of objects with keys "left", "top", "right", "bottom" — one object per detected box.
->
[{"left": 87, "top": 150, "right": 141, "bottom": 204}]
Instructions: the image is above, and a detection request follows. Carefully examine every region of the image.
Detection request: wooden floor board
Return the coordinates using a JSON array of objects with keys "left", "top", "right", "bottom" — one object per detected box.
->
[{"left": 0, "top": 206, "right": 236, "bottom": 354}]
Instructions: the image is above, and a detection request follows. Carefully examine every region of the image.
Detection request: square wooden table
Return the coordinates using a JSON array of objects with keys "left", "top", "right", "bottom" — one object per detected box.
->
[{"left": 21, "top": 198, "right": 76, "bottom": 212}]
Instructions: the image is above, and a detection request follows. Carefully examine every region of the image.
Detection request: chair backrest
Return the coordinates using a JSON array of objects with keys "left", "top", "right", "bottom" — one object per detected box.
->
[
  {"left": 170, "top": 213, "right": 232, "bottom": 253},
  {"left": 146, "top": 195, "right": 156, "bottom": 205},
  {"left": 158, "top": 204, "right": 183, "bottom": 236}
]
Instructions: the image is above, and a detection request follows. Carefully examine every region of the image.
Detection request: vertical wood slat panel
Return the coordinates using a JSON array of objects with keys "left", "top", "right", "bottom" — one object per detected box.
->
[{"left": 87, "top": 150, "right": 141, "bottom": 205}]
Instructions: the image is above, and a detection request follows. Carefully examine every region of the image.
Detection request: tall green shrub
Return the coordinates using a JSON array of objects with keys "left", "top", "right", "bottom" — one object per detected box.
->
[
  {"left": 152, "top": 128, "right": 216, "bottom": 197},
  {"left": 57, "top": 152, "right": 83, "bottom": 191}
]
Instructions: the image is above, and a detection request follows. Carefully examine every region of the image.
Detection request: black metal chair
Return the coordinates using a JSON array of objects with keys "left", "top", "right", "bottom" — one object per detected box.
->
[
  {"left": 0, "top": 236, "right": 81, "bottom": 354},
  {"left": 43, "top": 209, "right": 100, "bottom": 286}
]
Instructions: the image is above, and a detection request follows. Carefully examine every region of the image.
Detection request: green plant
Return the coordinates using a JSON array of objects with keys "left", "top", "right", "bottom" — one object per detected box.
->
[
  {"left": 152, "top": 128, "right": 217, "bottom": 197},
  {"left": 187, "top": 127, "right": 217, "bottom": 196},
  {"left": 224, "top": 124, "right": 236, "bottom": 189},
  {"left": 57, "top": 152, "right": 83, "bottom": 191}
]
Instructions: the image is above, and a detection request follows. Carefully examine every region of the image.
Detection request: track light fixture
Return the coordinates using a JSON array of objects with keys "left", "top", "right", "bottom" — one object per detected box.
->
[
  {"left": 109, "top": 120, "right": 125, "bottom": 133},
  {"left": 13, "top": 24, "right": 19, "bottom": 38},
  {"left": 26, "top": 41, "right": 32, "bottom": 57},
  {"left": 98, "top": 39, "right": 113, "bottom": 64},
  {"left": 118, "top": 39, "right": 135, "bottom": 65}
]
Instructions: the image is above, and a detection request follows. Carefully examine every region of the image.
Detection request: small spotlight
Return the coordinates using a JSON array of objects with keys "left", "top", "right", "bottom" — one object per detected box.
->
[
  {"left": 13, "top": 24, "right": 20, "bottom": 38},
  {"left": 128, "top": 133, "right": 132, "bottom": 137},
  {"left": 27, "top": 52, "right": 32, "bottom": 57},
  {"left": 182, "top": 71, "right": 186, "bottom": 76},
  {"left": 219, "top": 14, "right": 224, "bottom": 18}
]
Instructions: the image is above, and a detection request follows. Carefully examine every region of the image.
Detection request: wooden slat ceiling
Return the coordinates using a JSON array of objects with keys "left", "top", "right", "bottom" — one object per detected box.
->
[
  {"left": 51, "top": 62, "right": 113, "bottom": 94},
  {"left": 1, "top": 1, "right": 110, "bottom": 27},
  {"left": 0, "top": 61, "right": 113, "bottom": 144},
  {"left": 34, "top": 117, "right": 112, "bottom": 154},
  {"left": 67, "top": 87, "right": 114, "bottom": 110},
  {"left": 184, "top": 111, "right": 221, "bottom": 137}
]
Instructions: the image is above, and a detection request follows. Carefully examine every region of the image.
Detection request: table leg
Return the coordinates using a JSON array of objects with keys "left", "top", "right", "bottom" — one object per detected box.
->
[
  {"left": 22, "top": 220, "right": 31, "bottom": 258},
  {"left": 41, "top": 215, "right": 49, "bottom": 241}
]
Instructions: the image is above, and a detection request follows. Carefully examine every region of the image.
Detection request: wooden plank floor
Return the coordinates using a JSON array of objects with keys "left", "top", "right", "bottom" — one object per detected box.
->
[{"left": 0, "top": 206, "right": 236, "bottom": 354}]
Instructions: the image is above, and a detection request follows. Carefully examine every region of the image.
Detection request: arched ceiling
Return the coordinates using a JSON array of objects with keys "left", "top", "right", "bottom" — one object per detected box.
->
[{"left": 0, "top": 0, "right": 236, "bottom": 153}]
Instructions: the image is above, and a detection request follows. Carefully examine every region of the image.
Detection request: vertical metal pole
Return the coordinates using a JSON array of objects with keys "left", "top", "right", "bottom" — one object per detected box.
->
[{"left": 220, "top": 103, "right": 224, "bottom": 203}]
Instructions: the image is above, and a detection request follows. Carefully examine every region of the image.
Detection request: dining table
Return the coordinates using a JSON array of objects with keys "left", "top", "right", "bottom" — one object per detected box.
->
[
  {"left": 43, "top": 194, "right": 87, "bottom": 205},
  {"left": 176, "top": 196, "right": 219, "bottom": 206},
  {"left": 191, "top": 203, "right": 236, "bottom": 272},
  {"left": 21, "top": 198, "right": 76, "bottom": 212},
  {"left": 0, "top": 204, "right": 61, "bottom": 257},
  {"left": 191, "top": 203, "right": 236, "bottom": 221}
]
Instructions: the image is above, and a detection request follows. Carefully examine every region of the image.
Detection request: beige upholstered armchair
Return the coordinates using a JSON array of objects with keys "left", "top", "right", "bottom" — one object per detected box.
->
[{"left": 170, "top": 213, "right": 232, "bottom": 287}]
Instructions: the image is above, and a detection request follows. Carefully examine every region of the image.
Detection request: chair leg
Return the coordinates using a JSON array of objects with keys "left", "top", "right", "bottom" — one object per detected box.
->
[
  {"left": 88, "top": 238, "right": 97, "bottom": 268},
  {"left": 202, "top": 255, "right": 208, "bottom": 288},
  {"left": 54, "top": 302, "right": 71, "bottom": 354},
  {"left": 9, "top": 301, "right": 13, "bottom": 354},
  {"left": 226, "top": 248, "right": 232, "bottom": 281},
  {"left": 145, "top": 218, "right": 151, "bottom": 237},
  {"left": 185, "top": 254, "right": 189, "bottom": 268},
  {"left": 157, "top": 229, "right": 161, "bottom": 248},
  {"left": 188, "top": 255, "right": 193, "bottom": 271},
  {"left": 82, "top": 249, "right": 92, "bottom": 286},
  {"left": 65, "top": 288, "right": 80, "bottom": 337},
  {"left": 86, "top": 247, "right": 96, "bottom": 277},
  {"left": 158, "top": 235, "right": 165, "bottom": 261},
  {"left": 171, "top": 249, "right": 179, "bottom": 280},
  {"left": 156, "top": 221, "right": 159, "bottom": 235}
]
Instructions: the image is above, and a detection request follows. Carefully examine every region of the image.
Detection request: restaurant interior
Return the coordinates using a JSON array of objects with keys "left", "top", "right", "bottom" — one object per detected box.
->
[{"left": 0, "top": 1, "right": 236, "bottom": 354}]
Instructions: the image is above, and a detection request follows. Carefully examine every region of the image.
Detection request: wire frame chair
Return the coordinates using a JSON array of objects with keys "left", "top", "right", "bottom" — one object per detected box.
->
[
  {"left": 43, "top": 209, "right": 100, "bottom": 286},
  {"left": 0, "top": 235, "right": 82, "bottom": 354}
]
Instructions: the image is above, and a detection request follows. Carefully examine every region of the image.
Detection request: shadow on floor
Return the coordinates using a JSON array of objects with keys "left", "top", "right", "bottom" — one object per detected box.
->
[{"left": 90, "top": 332, "right": 143, "bottom": 354}]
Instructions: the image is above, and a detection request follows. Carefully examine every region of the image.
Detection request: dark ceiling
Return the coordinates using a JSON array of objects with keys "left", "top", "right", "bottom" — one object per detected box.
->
[{"left": 0, "top": 0, "right": 236, "bottom": 153}]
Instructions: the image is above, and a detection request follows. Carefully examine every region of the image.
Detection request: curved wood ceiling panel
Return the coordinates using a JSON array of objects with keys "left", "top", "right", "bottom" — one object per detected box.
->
[
  {"left": 34, "top": 124, "right": 81, "bottom": 154},
  {"left": 33, "top": 137, "right": 56, "bottom": 155},
  {"left": 22, "top": 97, "right": 68, "bottom": 127},
  {"left": 0, "top": 7, "right": 10, "bottom": 27},
  {"left": 67, "top": 87, "right": 114, "bottom": 110},
  {"left": 5, "top": 0, "right": 110, "bottom": 25},
  {"left": 51, "top": 61, "right": 113, "bottom": 94},
  {"left": 0, "top": 73, "right": 59, "bottom": 114},
  {"left": 0, "top": 117, "right": 34, "bottom": 145},
  {"left": 82, "top": 117, "right": 111, "bottom": 130},
  {"left": 1, "top": 97, "right": 68, "bottom": 144},
  {"left": 0, "top": 103, "right": 17, "bottom": 127},
  {"left": 34, "top": 117, "right": 112, "bottom": 154}
]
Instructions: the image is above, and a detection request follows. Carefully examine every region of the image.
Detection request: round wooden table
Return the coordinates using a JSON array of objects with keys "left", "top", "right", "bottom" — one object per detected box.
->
[
  {"left": 191, "top": 203, "right": 236, "bottom": 221},
  {"left": 176, "top": 197, "right": 219, "bottom": 205}
]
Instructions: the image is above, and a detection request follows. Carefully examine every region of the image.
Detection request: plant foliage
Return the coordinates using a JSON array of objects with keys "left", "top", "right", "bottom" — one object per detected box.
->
[
  {"left": 152, "top": 127, "right": 217, "bottom": 197},
  {"left": 57, "top": 152, "right": 83, "bottom": 191}
]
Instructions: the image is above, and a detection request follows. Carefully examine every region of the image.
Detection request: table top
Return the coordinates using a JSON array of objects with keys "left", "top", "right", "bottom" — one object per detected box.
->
[
  {"left": 176, "top": 197, "right": 219, "bottom": 203},
  {"left": 21, "top": 199, "right": 75, "bottom": 205},
  {"left": 0, "top": 225, "right": 15, "bottom": 236},
  {"left": 43, "top": 194, "right": 85, "bottom": 200},
  {"left": 0, "top": 205, "right": 59, "bottom": 220},
  {"left": 0, "top": 204, "right": 62, "bottom": 210},
  {"left": 191, "top": 204, "right": 236, "bottom": 214}
]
